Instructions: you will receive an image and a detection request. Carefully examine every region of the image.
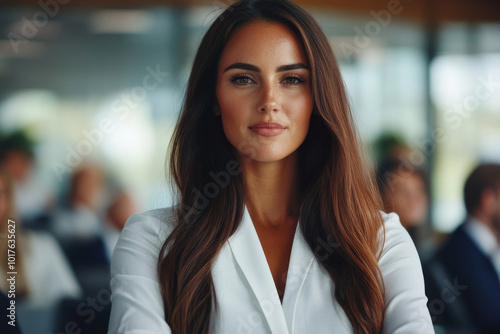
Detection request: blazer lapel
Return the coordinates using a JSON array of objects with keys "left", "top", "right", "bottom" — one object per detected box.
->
[
  {"left": 281, "top": 221, "right": 315, "bottom": 332},
  {"left": 227, "top": 205, "right": 290, "bottom": 334}
]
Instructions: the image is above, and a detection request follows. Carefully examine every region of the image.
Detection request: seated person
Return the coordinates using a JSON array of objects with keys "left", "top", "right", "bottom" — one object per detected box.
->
[
  {"left": 0, "top": 169, "right": 82, "bottom": 307},
  {"left": 425, "top": 163, "right": 500, "bottom": 333}
]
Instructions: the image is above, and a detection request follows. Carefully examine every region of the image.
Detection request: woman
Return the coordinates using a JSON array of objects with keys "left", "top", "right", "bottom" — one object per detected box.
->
[
  {"left": 0, "top": 168, "right": 82, "bottom": 306},
  {"left": 108, "top": 0, "right": 433, "bottom": 333},
  {"left": 377, "top": 159, "right": 430, "bottom": 253}
]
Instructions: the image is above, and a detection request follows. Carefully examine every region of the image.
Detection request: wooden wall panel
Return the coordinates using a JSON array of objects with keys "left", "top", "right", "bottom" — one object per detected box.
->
[{"left": 0, "top": 0, "right": 499, "bottom": 23}]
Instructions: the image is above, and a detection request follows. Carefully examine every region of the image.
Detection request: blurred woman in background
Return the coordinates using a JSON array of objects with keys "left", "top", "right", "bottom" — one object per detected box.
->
[
  {"left": 377, "top": 159, "right": 432, "bottom": 257},
  {"left": 0, "top": 168, "right": 81, "bottom": 307}
]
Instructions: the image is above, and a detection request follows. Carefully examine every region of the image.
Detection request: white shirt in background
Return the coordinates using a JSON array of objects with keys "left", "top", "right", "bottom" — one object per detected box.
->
[
  {"left": 464, "top": 217, "right": 500, "bottom": 281},
  {"left": 0, "top": 230, "right": 82, "bottom": 306}
]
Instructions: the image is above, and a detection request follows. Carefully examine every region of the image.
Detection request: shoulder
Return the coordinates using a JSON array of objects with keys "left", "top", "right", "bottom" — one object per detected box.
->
[
  {"left": 435, "top": 222, "right": 481, "bottom": 265},
  {"left": 110, "top": 206, "right": 177, "bottom": 278},
  {"left": 433, "top": 222, "right": 473, "bottom": 262},
  {"left": 121, "top": 207, "right": 176, "bottom": 246},
  {"left": 378, "top": 212, "right": 434, "bottom": 333},
  {"left": 378, "top": 211, "right": 416, "bottom": 258},
  {"left": 377, "top": 211, "right": 424, "bottom": 286},
  {"left": 440, "top": 222, "right": 470, "bottom": 249},
  {"left": 108, "top": 207, "right": 177, "bottom": 333}
]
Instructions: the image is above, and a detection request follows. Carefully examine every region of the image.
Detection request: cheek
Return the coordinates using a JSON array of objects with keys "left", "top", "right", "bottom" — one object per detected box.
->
[
  {"left": 221, "top": 113, "right": 240, "bottom": 136},
  {"left": 220, "top": 96, "right": 243, "bottom": 123},
  {"left": 217, "top": 82, "right": 246, "bottom": 116},
  {"left": 219, "top": 100, "right": 247, "bottom": 142},
  {"left": 287, "top": 98, "right": 313, "bottom": 131}
]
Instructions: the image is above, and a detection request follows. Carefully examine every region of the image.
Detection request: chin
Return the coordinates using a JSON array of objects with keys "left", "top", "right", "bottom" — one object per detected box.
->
[{"left": 238, "top": 150, "right": 296, "bottom": 163}]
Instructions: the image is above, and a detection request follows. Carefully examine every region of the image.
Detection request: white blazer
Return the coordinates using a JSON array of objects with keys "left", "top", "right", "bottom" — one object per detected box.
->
[{"left": 108, "top": 206, "right": 434, "bottom": 334}]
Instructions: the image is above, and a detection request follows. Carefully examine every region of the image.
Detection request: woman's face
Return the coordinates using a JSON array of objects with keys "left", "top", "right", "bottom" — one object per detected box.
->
[
  {"left": 216, "top": 20, "right": 313, "bottom": 163},
  {"left": 389, "top": 172, "right": 428, "bottom": 228}
]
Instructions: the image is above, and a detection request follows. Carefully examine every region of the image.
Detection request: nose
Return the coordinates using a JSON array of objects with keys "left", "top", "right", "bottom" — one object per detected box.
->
[{"left": 257, "top": 81, "right": 279, "bottom": 113}]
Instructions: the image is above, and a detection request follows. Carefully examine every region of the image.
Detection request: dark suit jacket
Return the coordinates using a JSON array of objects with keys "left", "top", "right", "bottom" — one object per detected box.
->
[{"left": 425, "top": 222, "right": 500, "bottom": 334}]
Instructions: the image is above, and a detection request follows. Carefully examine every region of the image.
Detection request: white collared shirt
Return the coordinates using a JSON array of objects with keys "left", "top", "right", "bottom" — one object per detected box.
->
[
  {"left": 108, "top": 206, "right": 433, "bottom": 334},
  {"left": 464, "top": 217, "right": 500, "bottom": 281}
]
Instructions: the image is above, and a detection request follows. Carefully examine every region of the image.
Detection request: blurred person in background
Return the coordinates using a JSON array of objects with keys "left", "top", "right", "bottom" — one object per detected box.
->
[
  {"left": 102, "top": 189, "right": 137, "bottom": 262},
  {"left": 51, "top": 165, "right": 106, "bottom": 240},
  {"left": 0, "top": 168, "right": 82, "bottom": 307},
  {"left": 50, "top": 165, "right": 110, "bottom": 280},
  {"left": 425, "top": 163, "right": 500, "bottom": 334},
  {"left": 377, "top": 159, "right": 431, "bottom": 256},
  {"left": 372, "top": 132, "right": 413, "bottom": 163},
  {"left": 0, "top": 130, "right": 54, "bottom": 230},
  {"left": 374, "top": 133, "right": 432, "bottom": 257}
]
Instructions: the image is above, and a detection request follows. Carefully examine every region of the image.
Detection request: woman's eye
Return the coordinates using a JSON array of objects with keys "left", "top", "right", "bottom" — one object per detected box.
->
[
  {"left": 230, "top": 76, "right": 253, "bottom": 85},
  {"left": 282, "top": 76, "right": 305, "bottom": 85}
]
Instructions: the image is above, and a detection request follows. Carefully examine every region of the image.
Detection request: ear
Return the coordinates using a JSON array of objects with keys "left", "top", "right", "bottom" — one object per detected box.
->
[{"left": 481, "top": 189, "right": 497, "bottom": 215}]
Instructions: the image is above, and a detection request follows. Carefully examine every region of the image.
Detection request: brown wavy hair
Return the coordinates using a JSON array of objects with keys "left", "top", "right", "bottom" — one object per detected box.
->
[{"left": 158, "top": 0, "right": 386, "bottom": 333}]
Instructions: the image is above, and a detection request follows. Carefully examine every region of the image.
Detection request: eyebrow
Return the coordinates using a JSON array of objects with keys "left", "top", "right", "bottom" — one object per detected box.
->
[{"left": 223, "top": 62, "right": 310, "bottom": 73}]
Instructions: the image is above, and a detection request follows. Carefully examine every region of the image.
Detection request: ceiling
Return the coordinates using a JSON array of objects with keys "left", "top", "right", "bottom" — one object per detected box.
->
[{"left": 1, "top": 0, "right": 500, "bottom": 24}]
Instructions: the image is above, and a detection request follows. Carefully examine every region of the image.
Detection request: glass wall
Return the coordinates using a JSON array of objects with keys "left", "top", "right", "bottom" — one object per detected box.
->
[
  {"left": 1, "top": 6, "right": 499, "bottom": 228},
  {"left": 431, "top": 24, "right": 500, "bottom": 231},
  {"left": 1, "top": 4, "right": 499, "bottom": 334}
]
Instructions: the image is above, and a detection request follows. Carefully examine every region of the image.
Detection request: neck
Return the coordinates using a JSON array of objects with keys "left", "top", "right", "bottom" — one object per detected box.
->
[
  {"left": 239, "top": 151, "right": 300, "bottom": 228},
  {"left": 471, "top": 213, "right": 500, "bottom": 244}
]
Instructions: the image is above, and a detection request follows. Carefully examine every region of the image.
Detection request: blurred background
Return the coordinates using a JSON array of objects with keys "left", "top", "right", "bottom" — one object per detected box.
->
[{"left": 0, "top": 0, "right": 499, "bottom": 333}]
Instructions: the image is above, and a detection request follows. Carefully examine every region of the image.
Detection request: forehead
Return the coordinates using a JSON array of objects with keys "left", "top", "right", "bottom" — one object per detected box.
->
[
  {"left": 218, "top": 20, "right": 308, "bottom": 69},
  {"left": 391, "top": 172, "right": 425, "bottom": 186}
]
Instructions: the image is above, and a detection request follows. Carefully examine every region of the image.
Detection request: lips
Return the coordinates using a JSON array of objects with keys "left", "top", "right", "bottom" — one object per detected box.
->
[{"left": 248, "top": 122, "right": 286, "bottom": 137}]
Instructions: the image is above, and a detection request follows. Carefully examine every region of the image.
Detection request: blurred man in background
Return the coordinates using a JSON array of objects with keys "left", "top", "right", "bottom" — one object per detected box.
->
[{"left": 425, "top": 163, "right": 500, "bottom": 334}]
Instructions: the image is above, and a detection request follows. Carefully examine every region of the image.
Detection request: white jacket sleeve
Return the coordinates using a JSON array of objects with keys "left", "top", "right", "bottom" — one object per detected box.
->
[
  {"left": 379, "top": 212, "right": 434, "bottom": 334},
  {"left": 107, "top": 212, "right": 173, "bottom": 334}
]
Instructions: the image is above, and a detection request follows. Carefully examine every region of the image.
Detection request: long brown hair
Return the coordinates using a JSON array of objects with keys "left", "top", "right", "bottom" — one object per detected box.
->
[{"left": 158, "top": 0, "right": 385, "bottom": 333}]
